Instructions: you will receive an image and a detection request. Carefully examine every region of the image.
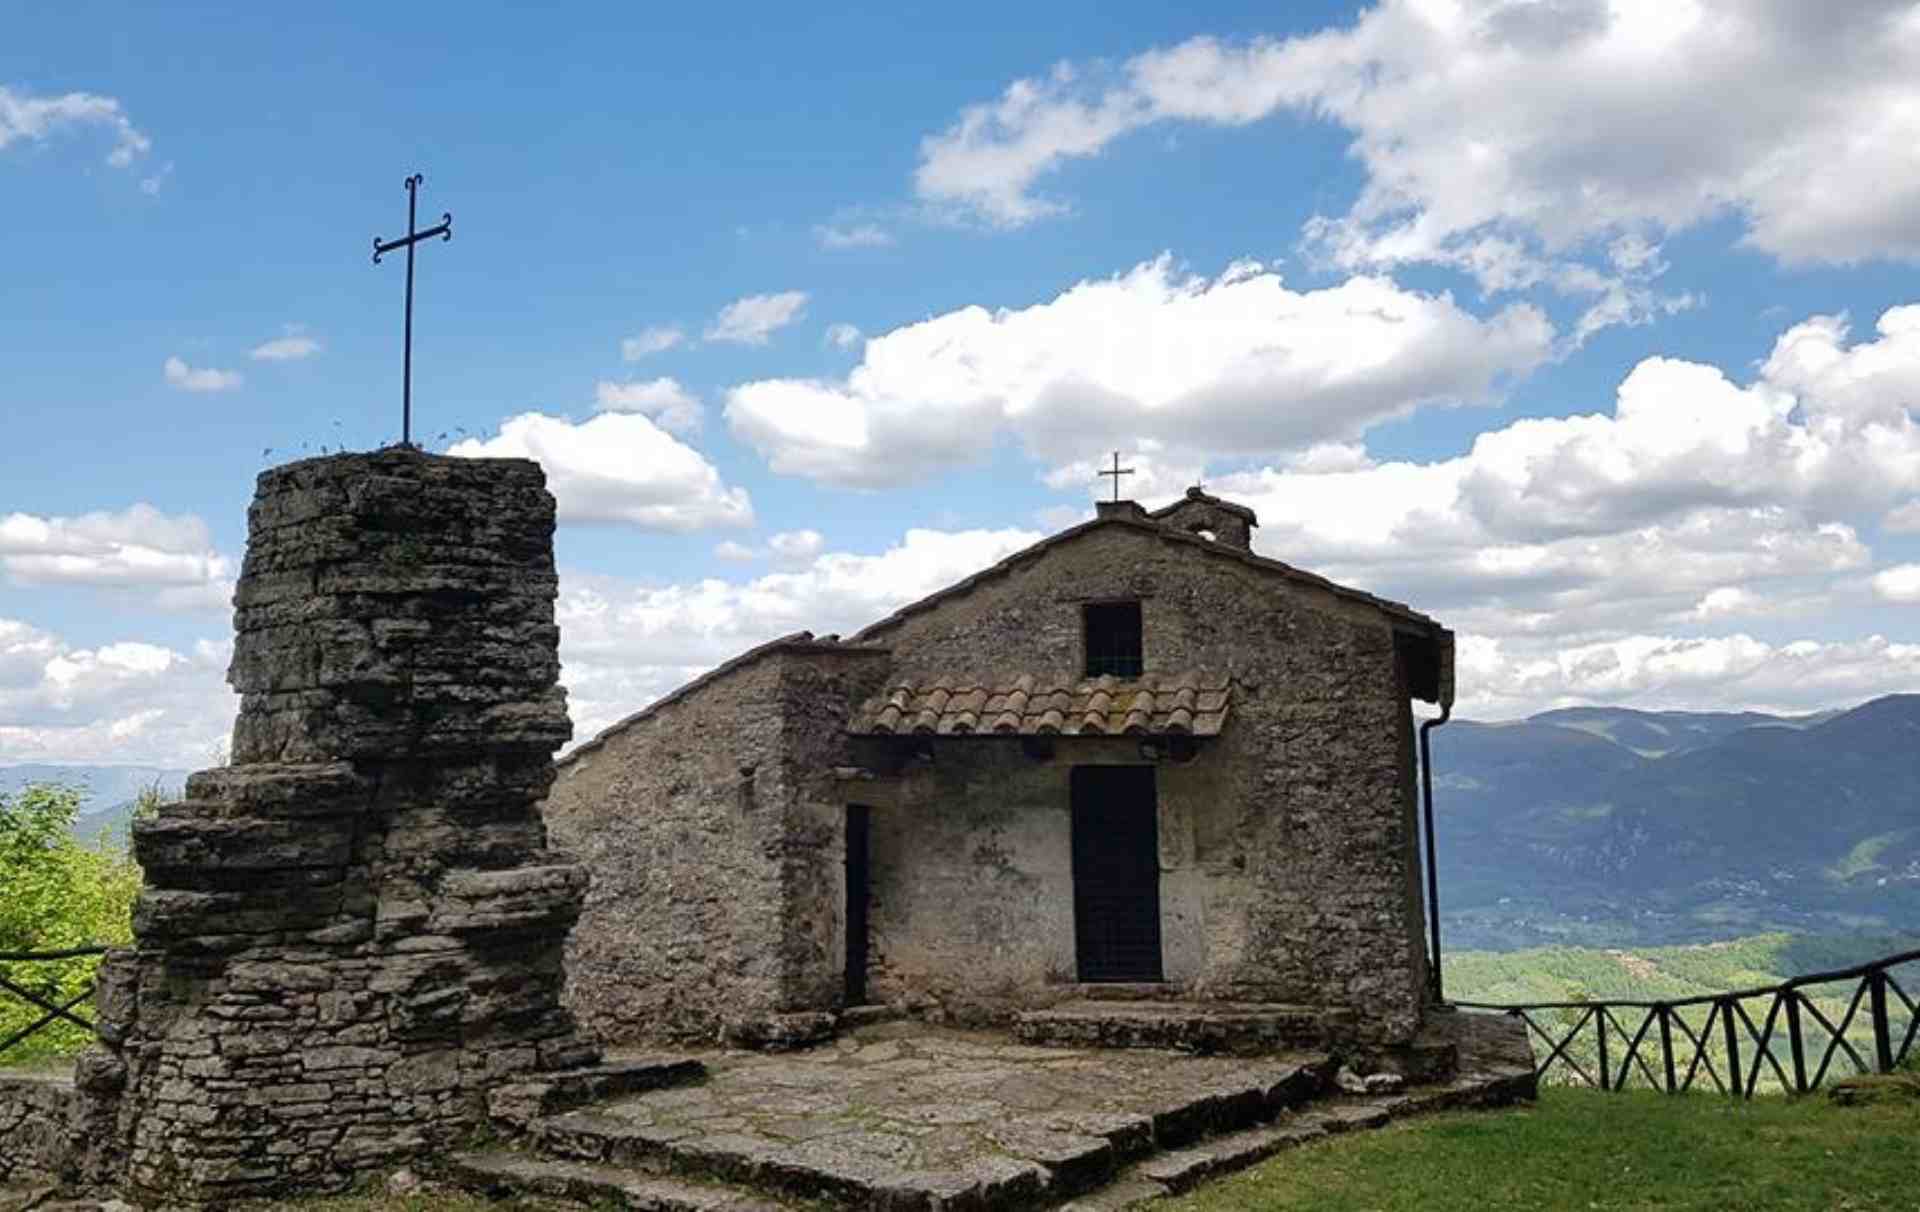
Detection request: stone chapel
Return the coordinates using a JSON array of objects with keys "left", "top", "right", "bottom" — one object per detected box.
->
[{"left": 544, "top": 489, "right": 1453, "bottom": 1053}]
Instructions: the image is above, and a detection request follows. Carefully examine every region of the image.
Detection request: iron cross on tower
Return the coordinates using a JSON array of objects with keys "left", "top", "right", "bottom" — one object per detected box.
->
[
  {"left": 1098, "top": 451, "right": 1134, "bottom": 502},
  {"left": 372, "top": 174, "right": 454, "bottom": 449}
]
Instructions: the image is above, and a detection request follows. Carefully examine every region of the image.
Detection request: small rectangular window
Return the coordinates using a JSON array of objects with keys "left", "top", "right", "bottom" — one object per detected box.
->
[{"left": 1084, "top": 601, "right": 1143, "bottom": 678}]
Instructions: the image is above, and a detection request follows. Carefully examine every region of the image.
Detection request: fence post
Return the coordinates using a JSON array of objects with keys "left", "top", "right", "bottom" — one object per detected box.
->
[
  {"left": 1784, "top": 989, "right": 1809, "bottom": 1093},
  {"left": 1597, "top": 1008, "right": 1611, "bottom": 1091},
  {"left": 1658, "top": 1005, "right": 1678, "bottom": 1094},
  {"left": 1722, "top": 999, "right": 1744, "bottom": 1099},
  {"left": 1869, "top": 969, "right": 1894, "bottom": 1074}
]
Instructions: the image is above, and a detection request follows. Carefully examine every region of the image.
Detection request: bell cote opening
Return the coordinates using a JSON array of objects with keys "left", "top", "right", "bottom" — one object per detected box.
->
[{"left": 1084, "top": 601, "right": 1144, "bottom": 679}]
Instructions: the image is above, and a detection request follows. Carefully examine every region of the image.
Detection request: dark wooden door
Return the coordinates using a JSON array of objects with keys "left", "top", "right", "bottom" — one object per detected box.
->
[
  {"left": 1070, "top": 766, "right": 1163, "bottom": 982},
  {"left": 845, "top": 804, "right": 871, "bottom": 1005}
]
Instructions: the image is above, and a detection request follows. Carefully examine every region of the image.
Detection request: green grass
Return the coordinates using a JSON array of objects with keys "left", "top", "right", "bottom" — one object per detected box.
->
[{"left": 1170, "top": 1088, "right": 1920, "bottom": 1212}]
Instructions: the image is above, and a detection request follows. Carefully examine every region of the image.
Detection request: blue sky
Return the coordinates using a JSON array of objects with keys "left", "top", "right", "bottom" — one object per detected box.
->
[{"left": 6, "top": 0, "right": 1920, "bottom": 768}]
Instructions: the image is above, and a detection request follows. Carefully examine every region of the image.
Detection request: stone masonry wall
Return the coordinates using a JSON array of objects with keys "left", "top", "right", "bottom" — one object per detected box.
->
[
  {"left": 546, "top": 644, "right": 889, "bottom": 1046},
  {"left": 71, "top": 451, "right": 599, "bottom": 1202},
  {"left": 770, "top": 650, "right": 896, "bottom": 1016},
  {"left": 0, "top": 1076, "right": 77, "bottom": 1187},
  {"left": 546, "top": 654, "right": 791, "bottom": 1044},
  {"left": 853, "top": 521, "right": 1431, "bottom": 1044}
]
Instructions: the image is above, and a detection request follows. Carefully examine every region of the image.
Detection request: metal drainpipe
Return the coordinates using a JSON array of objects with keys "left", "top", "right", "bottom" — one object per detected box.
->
[{"left": 1419, "top": 699, "right": 1452, "bottom": 1005}]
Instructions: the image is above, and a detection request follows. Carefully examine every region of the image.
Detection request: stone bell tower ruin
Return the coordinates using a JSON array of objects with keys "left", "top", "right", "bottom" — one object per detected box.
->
[{"left": 73, "top": 450, "right": 599, "bottom": 1201}]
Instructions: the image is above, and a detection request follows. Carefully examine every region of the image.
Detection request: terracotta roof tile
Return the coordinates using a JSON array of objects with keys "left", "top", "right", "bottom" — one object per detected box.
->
[{"left": 852, "top": 672, "right": 1232, "bottom": 738}]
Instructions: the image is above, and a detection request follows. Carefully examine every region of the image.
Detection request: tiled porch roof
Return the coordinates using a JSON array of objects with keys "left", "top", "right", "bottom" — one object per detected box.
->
[{"left": 851, "top": 672, "right": 1231, "bottom": 737}]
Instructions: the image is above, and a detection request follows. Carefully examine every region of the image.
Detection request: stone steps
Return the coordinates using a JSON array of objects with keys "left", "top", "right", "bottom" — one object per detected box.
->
[
  {"left": 443, "top": 1013, "right": 1538, "bottom": 1212},
  {"left": 488, "top": 1056, "right": 708, "bottom": 1131},
  {"left": 454, "top": 1056, "right": 1334, "bottom": 1210},
  {"left": 450, "top": 1080, "right": 1517, "bottom": 1212},
  {"left": 1129, "top": 1120, "right": 1330, "bottom": 1194},
  {"left": 450, "top": 1152, "right": 795, "bottom": 1212},
  {"left": 1065, "top": 1084, "right": 1535, "bottom": 1211}
]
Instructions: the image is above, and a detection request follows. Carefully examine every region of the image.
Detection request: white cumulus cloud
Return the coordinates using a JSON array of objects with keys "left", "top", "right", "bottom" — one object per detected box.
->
[
  {"left": 767, "top": 529, "right": 825, "bottom": 565},
  {"left": 250, "top": 332, "right": 322, "bottom": 361},
  {"left": 163, "top": 356, "right": 241, "bottom": 392},
  {"left": 595, "top": 377, "right": 703, "bottom": 434},
  {"left": 557, "top": 526, "right": 1040, "bottom": 743},
  {"left": 621, "top": 325, "right": 685, "bottom": 361},
  {"left": 447, "top": 411, "right": 752, "bottom": 532},
  {"left": 0, "top": 504, "right": 232, "bottom": 603},
  {"left": 725, "top": 255, "right": 1551, "bottom": 487},
  {"left": 0, "top": 84, "right": 151, "bottom": 170},
  {"left": 1872, "top": 564, "right": 1920, "bottom": 604},
  {"left": 0, "top": 618, "right": 234, "bottom": 767},
  {"left": 918, "top": 3, "right": 1920, "bottom": 298},
  {"left": 1454, "top": 633, "right": 1920, "bottom": 720},
  {"left": 706, "top": 291, "right": 809, "bottom": 345}
]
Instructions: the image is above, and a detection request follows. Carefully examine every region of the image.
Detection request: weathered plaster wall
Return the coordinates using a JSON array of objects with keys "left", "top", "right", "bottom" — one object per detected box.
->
[
  {"left": 854, "top": 521, "right": 1431, "bottom": 1042},
  {"left": 547, "top": 645, "right": 888, "bottom": 1045},
  {"left": 69, "top": 451, "right": 598, "bottom": 1202}
]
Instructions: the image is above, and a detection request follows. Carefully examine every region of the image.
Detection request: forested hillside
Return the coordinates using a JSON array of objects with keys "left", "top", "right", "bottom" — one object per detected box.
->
[{"left": 1433, "top": 694, "right": 1920, "bottom": 949}]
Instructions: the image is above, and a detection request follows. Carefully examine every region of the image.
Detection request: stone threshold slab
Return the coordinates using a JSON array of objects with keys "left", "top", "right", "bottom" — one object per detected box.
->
[{"left": 1012, "top": 1000, "right": 1358, "bottom": 1057}]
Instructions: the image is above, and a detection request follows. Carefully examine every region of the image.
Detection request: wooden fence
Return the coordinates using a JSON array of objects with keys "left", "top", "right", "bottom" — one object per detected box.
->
[
  {"left": 0, "top": 946, "right": 109, "bottom": 1060},
  {"left": 1458, "top": 946, "right": 1920, "bottom": 1097}
]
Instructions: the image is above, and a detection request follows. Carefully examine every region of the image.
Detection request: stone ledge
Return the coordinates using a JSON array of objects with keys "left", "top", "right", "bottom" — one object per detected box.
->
[
  {"left": 489, "top": 1057, "right": 707, "bottom": 1131},
  {"left": 447, "top": 1151, "right": 794, "bottom": 1212},
  {"left": 1013, "top": 1000, "right": 1356, "bottom": 1056},
  {"left": 722, "top": 1013, "right": 838, "bottom": 1052},
  {"left": 183, "top": 761, "right": 374, "bottom": 817}
]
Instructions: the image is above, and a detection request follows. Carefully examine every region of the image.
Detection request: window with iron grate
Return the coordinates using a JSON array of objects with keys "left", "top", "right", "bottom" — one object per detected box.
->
[{"left": 1084, "top": 601, "right": 1143, "bottom": 678}]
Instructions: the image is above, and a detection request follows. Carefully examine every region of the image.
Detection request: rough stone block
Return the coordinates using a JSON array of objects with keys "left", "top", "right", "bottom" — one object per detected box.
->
[
  {"left": 182, "top": 762, "right": 374, "bottom": 818},
  {"left": 132, "top": 815, "right": 354, "bottom": 872},
  {"left": 433, "top": 864, "right": 589, "bottom": 934}
]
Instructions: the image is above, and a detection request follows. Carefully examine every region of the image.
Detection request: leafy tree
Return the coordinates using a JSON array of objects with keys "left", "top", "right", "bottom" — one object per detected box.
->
[{"left": 0, "top": 782, "right": 142, "bottom": 1063}]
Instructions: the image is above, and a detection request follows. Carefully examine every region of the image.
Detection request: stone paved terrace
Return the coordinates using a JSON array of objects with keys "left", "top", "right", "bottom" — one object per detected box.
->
[{"left": 452, "top": 1011, "right": 1537, "bottom": 1211}]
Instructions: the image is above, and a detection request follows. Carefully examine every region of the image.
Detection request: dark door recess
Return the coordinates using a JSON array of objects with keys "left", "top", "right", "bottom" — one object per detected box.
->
[
  {"left": 845, "top": 804, "right": 871, "bottom": 1005},
  {"left": 1070, "top": 766, "right": 1164, "bottom": 982}
]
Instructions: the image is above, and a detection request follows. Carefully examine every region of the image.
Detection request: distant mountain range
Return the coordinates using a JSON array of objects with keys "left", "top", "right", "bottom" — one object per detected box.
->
[
  {"left": 6, "top": 695, "right": 1916, "bottom": 953},
  {"left": 0, "top": 764, "right": 190, "bottom": 843},
  {"left": 1432, "top": 694, "right": 1920, "bottom": 950}
]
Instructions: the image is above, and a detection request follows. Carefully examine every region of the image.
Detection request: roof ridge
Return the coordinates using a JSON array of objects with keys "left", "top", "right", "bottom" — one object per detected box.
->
[
  {"left": 850, "top": 515, "right": 1438, "bottom": 643},
  {"left": 560, "top": 631, "right": 888, "bottom": 766}
]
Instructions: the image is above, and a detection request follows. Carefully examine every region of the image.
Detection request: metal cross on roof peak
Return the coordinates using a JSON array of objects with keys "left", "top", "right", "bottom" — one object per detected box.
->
[
  {"left": 1097, "top": 451, "right": 1135, "bottom": 502},
  {"left": 372, "top": 173, "right": 454, "bottom": 449}
]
